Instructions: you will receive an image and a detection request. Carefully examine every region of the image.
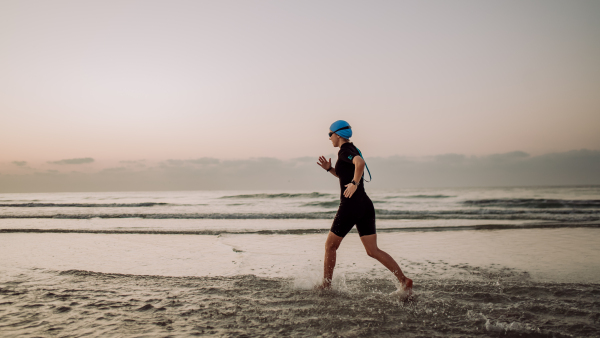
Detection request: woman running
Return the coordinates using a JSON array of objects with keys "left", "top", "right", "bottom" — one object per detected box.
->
[{"left": 316, "top": 120, "right": 413, "bottom": 300}]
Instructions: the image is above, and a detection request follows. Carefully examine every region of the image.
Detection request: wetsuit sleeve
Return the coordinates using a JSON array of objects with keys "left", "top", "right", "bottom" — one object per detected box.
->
[{"left": 338, "top": 147, "right": 361, "bottom": 164}]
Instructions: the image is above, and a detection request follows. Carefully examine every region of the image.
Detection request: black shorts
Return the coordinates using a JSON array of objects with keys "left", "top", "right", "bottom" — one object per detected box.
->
[{"left": 330, "top": 194, "right": 376, "bottom": 238}]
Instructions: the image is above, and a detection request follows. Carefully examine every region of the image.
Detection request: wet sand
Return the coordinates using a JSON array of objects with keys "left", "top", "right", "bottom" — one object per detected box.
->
[
  {"left": 1, "top": 266, "right": 599, "bottom": 337},
  {"left": 1, "top": 228, "right": 599, "bottom": 282}
]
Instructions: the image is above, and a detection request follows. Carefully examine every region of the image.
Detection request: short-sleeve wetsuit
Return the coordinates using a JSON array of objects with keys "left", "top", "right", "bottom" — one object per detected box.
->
[{"left": 330, "top": 143, "right": 376, "bottom": 238}]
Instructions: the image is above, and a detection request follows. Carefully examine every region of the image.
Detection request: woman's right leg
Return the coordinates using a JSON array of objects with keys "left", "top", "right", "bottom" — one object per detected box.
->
[
  {"left": 318, "top": 231, "right": 344, "bottom": 289},
  {"left": 360, "top": 234, "right": 409, "bottom": 283},
  {"left": 360, "top": 234, "right": 413, "bottom": 300}
]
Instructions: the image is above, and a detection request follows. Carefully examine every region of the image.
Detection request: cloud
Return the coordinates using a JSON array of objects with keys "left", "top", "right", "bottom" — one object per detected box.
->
[
  {"left": 433, "top": 154, "right": 467, "bottom": 164},
  {"left": 119, "top": 160, "right": 147, "bottom": 168},
  {"left": 48, "top": 157, "right": 95, "bottom": 165},
  {"left": 100, "top": 167, "right": 129, "bottom": 173},
  {"left": 1, "top": 150, "right": 599, "bottom": 192},
  {"left": 12, "top": 161, "right": 27, "bottom": 166},
  {"left": 488, "top": 151, "right": 530, "bottom": 160},
  {"left": 368, "top": 149, "right": 599, "bottom": 188},
  {"left": 160, "top": 158, "right": 220, "bottom": 167}
]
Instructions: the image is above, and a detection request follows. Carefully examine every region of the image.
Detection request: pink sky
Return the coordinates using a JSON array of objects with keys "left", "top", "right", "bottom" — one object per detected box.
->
[{"left": 1, "top": 0, "right": 599, "bottom": 167}]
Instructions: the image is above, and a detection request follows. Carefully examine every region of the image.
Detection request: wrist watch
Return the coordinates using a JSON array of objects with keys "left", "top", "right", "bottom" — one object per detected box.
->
[{"left": 350, "top": 180, "right": 357, "bottom": 185}]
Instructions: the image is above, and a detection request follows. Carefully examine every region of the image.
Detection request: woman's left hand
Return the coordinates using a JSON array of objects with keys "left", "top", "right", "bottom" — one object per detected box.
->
[{"left": 343, "top": 183, "right": 357, "bottom": 198}]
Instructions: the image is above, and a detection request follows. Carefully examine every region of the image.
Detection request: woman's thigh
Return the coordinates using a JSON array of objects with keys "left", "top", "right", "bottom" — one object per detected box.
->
[
  {"left": 359, "top": 233, "right": 378, "bottom": 252},
  {"left": 330, "top": 203, "right": 357, "bottom": 238},
  {"left": 355, "top": 197, "right": 376, "bottom": 237}
]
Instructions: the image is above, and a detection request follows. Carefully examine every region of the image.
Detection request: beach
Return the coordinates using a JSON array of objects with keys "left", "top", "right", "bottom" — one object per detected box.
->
[
  {"left": 4, "top": 0, "right": 600, "bottom": 335},
  {"left": 1, "top": 187, "right": 599, "bottom": 337}
]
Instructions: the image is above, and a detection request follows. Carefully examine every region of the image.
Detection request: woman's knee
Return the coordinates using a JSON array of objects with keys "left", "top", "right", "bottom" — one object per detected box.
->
[
  {"left": 325, "top": 232, "right": 343, "bottom": 252},
  {"left": 325, "top": 243, "right": 340, "bottom": 251},
  {"left": 325, "top": 241, "right": 340, "bottom": 252},
  {"left": 365, "top": 247, "right": 380, "bottom": 258}
]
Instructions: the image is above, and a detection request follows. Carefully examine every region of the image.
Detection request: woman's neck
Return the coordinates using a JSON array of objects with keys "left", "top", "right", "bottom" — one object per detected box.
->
[{"left": 338, "top": 140, "right": 351, "bottom": 147}]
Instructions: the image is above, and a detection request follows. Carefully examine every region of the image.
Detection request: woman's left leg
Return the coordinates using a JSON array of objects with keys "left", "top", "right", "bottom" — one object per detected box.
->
[{"left": 360, "top": 234, "right": 411, "bottom": 286}]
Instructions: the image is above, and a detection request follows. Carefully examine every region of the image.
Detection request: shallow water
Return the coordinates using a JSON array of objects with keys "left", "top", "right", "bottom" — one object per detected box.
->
[{"left": 1, "top": 267, "right": 599, "bottom": 337}]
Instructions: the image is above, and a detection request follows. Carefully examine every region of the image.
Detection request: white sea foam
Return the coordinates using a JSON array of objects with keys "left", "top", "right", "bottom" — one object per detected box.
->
[
  {"left": 292, "top": 268, "right": 322, "bottom": 289},
  {"left": 485, "top": 319, "right": 541, "bottom": 334},
  {"left": 292, "top": 268, "right": 348, "bottom": 291},
  {"left": 389, "top": 285, "right": 412, "bottom": 301}
]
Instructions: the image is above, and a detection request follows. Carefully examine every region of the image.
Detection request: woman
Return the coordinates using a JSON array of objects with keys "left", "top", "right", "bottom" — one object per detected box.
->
[{"left": 316, "top": 120, "right": 413, "bottom": 299}]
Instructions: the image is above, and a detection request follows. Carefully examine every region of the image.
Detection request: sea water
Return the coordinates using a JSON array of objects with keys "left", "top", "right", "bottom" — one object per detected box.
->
[{"left": 1, "top": 186, "right": 599, "bottom": 337}]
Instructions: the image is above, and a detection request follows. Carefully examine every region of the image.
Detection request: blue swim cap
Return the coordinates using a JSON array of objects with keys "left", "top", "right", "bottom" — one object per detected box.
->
[{"left": 330, "top": 120, "right": 352, "bottom": 139}]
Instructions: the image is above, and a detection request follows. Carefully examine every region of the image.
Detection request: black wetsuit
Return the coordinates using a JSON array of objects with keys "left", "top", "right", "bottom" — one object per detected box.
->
[{"left": 330, "top": 143, "right": 376, "bottom": 238}]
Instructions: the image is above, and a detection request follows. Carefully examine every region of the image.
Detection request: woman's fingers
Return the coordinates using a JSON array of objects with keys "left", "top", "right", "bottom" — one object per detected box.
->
[
  {"left": 317, "top": 156, "right": 333, "bottom": 170},
  {"left": 343, "top": 185, "right": 356, "bottom": 198}
]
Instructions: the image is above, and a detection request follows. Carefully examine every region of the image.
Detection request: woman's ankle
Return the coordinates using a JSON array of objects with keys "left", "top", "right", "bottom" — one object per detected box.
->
[{"left": 398, "top": 276, "right": 411, "bottom": 286}]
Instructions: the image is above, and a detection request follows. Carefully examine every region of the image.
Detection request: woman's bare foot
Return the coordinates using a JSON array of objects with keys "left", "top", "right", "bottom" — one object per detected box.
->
[
  {"left": 314, "top": 279, "right": 331, "bottom": 290},
  {"left": 391, "top": 277, "right": 413, "bottom": 301}
]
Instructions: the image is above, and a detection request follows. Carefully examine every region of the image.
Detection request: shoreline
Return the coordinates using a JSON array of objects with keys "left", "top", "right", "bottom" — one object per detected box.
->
[{"left": 1, "top": 221, "right": 599, "bottom": 235}]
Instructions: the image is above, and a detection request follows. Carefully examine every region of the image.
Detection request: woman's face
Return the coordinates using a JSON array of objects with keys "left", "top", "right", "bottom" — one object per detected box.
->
[{"left": 329, "top": 131, "right": 340, "bottom": 147}]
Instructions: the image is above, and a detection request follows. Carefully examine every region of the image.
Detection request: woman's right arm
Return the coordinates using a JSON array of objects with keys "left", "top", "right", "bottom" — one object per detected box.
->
[{"left": 317, "top": 156, "right": 338, "bottom": 178}]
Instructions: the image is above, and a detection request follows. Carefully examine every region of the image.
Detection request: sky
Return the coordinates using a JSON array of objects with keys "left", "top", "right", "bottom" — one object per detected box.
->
[{"left": 1, "top": 0, "right": 599, "bottom": 191}]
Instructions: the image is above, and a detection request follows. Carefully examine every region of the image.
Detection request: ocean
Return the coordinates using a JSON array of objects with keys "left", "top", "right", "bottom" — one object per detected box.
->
[{"left": 1, "top": 186, "right": 599, "bottom": 337}]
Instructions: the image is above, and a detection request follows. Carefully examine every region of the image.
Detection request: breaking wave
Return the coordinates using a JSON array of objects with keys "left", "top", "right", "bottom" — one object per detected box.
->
[
  {"left": 463, "top": 198, "right": 600, "bottom": 208},
  {"left": 406, "top": 195, "right": 454, "bottom": 198},
  {"left": 384, "top": 195, "right": 454, "bottom": 199},
  {"left": 374, "top": 208, "right": 600, "bottom": 221},
  {"left": 1, "top": 223, "right": 598, "bottom": 235},
  {"left": 0, "top": 212, "right": 335, "bottom": 220},
  {"left": 303, "top": 200, "right": 387, "bottom": 208},
  {"left": 301, "top": 200, "right": 340, "bottom": 208},
  {"left": 0, "top": 202, "right": 170, "bottom": 208},
  {"left": 1, "top": 208, "right": 599, "bottom": 221},
  {"left": 219, "top": 192, "right": 332, "bottom": 199}
]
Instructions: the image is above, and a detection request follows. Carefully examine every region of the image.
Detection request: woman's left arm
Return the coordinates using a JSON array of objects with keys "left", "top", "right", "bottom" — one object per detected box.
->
[{"left": 343, "top": 156, "right": 365, "bottom": 198}]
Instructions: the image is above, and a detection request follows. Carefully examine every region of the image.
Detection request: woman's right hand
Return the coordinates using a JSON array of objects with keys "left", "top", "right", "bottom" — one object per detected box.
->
[{"left": 317, "top": 156, "right": 332, "bottom": 171}]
